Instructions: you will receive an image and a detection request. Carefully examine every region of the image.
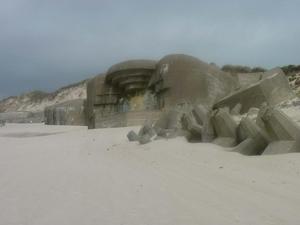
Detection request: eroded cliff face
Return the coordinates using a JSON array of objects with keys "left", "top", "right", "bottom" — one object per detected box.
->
[{"left": 0, "top": 80, "right": 87, "bottom": 113}]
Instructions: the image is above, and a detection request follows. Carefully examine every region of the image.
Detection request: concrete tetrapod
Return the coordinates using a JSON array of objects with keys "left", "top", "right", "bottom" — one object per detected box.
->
[
  {"left": 257, "top": 107, "right": 300, "bottom": 154},
  {"left": 234, "top": 117, "right": 269, "bottom": 155},
  {"left": 127, "top": 130, "right": 139, "bottom": 142},
  {"left": 181, "top": 112, "right": 203, "bottom": 141},
  {"left": 211, "top": 108, "right": 238, "bottom": 147}
]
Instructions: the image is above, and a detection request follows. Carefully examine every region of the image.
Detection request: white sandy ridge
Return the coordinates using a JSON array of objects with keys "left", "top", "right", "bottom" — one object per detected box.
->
[{"left": 0, "top": 124, "right": 300, "bottom": 225}]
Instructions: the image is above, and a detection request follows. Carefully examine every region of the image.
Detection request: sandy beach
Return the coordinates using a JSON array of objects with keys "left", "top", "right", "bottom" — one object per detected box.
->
[{"left": 0, "top": 123, "right": 300, "bottom": 225}]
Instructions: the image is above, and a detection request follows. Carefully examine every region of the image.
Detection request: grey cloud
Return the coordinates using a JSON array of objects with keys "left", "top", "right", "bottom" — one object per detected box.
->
[{"left": 0, "top": 0, "right": 300, "bottom": 98}]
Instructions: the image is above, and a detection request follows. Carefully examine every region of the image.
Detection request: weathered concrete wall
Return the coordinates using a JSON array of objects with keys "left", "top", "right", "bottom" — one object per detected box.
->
[
  {"left": 88, "top": 54, "right": 296, "bottom": 134},
  {"left": 95, "top": 110, "right": 161, "bottom": 128},
  {"left": 86, "top": 74, "right": 121, "bottom": 128},
  {"left": 44, "top": 99, "right": 86, "bottom": 126},
  {"left": 149, "top": 54, "right": 237, "bottom": 109},
  {"left": 86, "top": 60, "right": 160, "bottom": 129}
]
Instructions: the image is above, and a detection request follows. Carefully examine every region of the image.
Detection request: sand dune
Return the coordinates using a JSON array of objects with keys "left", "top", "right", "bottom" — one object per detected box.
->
[{"left": 0, "top": 124, "right": 300, "bottom": 225}]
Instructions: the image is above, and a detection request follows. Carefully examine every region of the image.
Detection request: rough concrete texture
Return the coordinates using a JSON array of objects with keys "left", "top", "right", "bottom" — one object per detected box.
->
[
  {"left": 190, "top": 104, "right": 215, "bottom": 142},
  {"left": 44, "top": 99, "right": 86, "bottom": 126},
  {"left": 126, "top": 124, "right": 157, "bottom": 144},
  {"left": 126, "top": 130, "right": 139, "bottom": 142},
  {"left": 106, "top": 59, "right": 157, "bottom": 94},
  {"left": 234, "top": 117, "right": 269, "bottom": 155},
  {"left": 236, "top": 72, "right": 263, "bottom": 88},
  {"left": 181, "top": 112, "right": 203, "bottom": 141},
  {"left": 230, "top": 103, "right": 242, "bottom": 115},
  {"left": 137, "top": 99, "right": 299, "bottom": 155},
  {"left": 138, "top": 124, "right": 156, "bottom": 138},
  {"left": 263, "top": 141, "right": 296, "bottom": 155},
  {"left": 95, "top": 110, "right": 161, "bottom": 128},
  {"left": 88, "top": 54, "right": 296, "bottom": 131},
  {"left": 86, "top": 74, "right": 102, "bottom": 128},
  {"left": 154, "top": 103, "right": 192, "bottom": 130},
  {"left": 107, "top": 60, "right": 156, "bottom": 78},
  {"left": 149, "top": 54, "right": 237, "bottom": 109},
  {"left": 214, "top": 68, "right": 294, "bottom": 113},
  {"left": 80, "top": 53, "right": 299, "bottom": 156},
  {"left": 211, "top": 108, "right": 238, "bottom": 143},
  {"left": 257, "top": 107, "right": 300, "bottom": 141},
  {"left": 87, "top": 60, "right": 160, "bottom": 129},
  {"left": 138, "top": 133, "right": 152, "bottom": 145},
  {"left": 233, "top": 138, "right": 265, "bottom": 155},
  {"left": 213, "top": 137, "right": 237, "bottom": 148},
  {"left": 291, "top": 138, "right": 300, "bottom": 152},
  {"left": 86, "top": 74, "right": 122, "bottom": 128}
]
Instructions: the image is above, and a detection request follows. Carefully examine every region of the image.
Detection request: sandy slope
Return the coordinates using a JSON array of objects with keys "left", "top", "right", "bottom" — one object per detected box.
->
[{"left": 0, "top": 124, "right": 300, "bottom": 225}]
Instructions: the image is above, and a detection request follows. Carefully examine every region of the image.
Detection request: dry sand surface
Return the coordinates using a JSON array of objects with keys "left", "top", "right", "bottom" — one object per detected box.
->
[{"left": 1, "top": 124, "right": 300, "bottom": 225}]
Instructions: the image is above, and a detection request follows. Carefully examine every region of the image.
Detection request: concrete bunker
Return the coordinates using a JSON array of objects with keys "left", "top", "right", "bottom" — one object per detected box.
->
[
  {"left": 86, "top": 54, "right": 239, "bottom": 129},
  {"left": 42, "top": 52, "right": 299, "bottom": 155}
]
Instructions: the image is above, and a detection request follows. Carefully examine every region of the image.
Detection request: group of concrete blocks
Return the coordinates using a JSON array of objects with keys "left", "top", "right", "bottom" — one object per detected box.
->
[
  {"left": 214, "top": 68, "right": 294, "bottom": 113},
  {"left": 189, "top": 104, "right": 300, "bottom": 155},
  {"left": 127, "top": 65, "right": 300, "bottom": 155},
  {"left": 127, "top": 103, "right": 300, "bottom": 155},
  {"left": 86, "top": 54, "right": 238, "bottom": 129},
  {"left": 127, "top": 103, "right": 192, "bottom": 144},
  {"left": 41, "top": 52, "right": 299, "bottom": 155}
]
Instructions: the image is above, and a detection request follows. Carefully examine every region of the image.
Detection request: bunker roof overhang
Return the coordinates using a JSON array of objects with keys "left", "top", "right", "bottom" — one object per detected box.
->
[{"left": 106, "top": 59, "right": 157, "bottom": 94}]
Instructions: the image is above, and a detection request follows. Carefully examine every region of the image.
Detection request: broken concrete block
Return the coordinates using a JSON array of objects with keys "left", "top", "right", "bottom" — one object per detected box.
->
[
  {"left": 188, "top": 123, "right": 203, "bottom": 139},
  {"left": 166, "top": 109, "right": 185, "bottom": 130},
  {"left": 190, "top": 104, "right": 216, "bottom": 142},
  {"left": 263, "top": 141, "right": 296, "bottom": 155},
  {"left": 213, "top": 137, "right": 236, "bottom": 147},
  {"left": 127, "top": 130, "right": 139, "bottom": 142},
  {"left": 139, "top": 134, "right": 152, "bottom": 145},
  {"left": 192, "top": 104, "right": 209, "bottom": 125},
  {"left": 255, "top": 103, "right": 274, "bottom": 135},
  {"left": 181, "top": 113, "right": 196, "bottom": 130},
  {"left": 246, "top": 107, "right": 259, "bottom": 120},
  {"left": 258, "top": 107, "right": 300, "bottom": 141},
  {"left": 154, "top": 107, "right": 186, "bottom": 131},
  {"left": 184, "top": 124, "right": 203, "bottom": 142},
  {"left": 155, "top": 127, "right": 169, "bottom": 137},
  {"left": 201, "top": 116, "right": 216, "bottom": 142},
  {"left": 290, "top": 139, "right": 300, "bottom": 152},
  {"left": 230, "top": 103, "right": 242, "bottom": 115},
  {"left": 138, "top": 124, "right": 156, "bottom": 138},
  {"left": 237, "top": 117, "right": 270, "bottom": 142},
  {"left": 153, "top": 112, "right": 169, "bottom": 130},
  {"left": 233, "top": 138, "right": 266, "bottom": 155},
  {"left": 234, "top": 117, "right": 270, "bottom": 155},
  {"left": 181, "top": 112, "right": 203, "bottom": 141},
  {"left": 155, "top": 128, "right": 184, "bottom": 139},
  {"left": 214, "top": 68, "right": 294, "bottom": 113},
  {"left": 236, "top": 72, "right": 263, "bottom": 88},
  {"left": 212, "top": 108, "right": 238, "bottom": 140}
]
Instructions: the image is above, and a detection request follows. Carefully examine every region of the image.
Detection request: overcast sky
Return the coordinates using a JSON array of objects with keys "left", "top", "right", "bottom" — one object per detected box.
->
[{"left": 0, "top": 0, "right": 299, "bottom": 99}]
